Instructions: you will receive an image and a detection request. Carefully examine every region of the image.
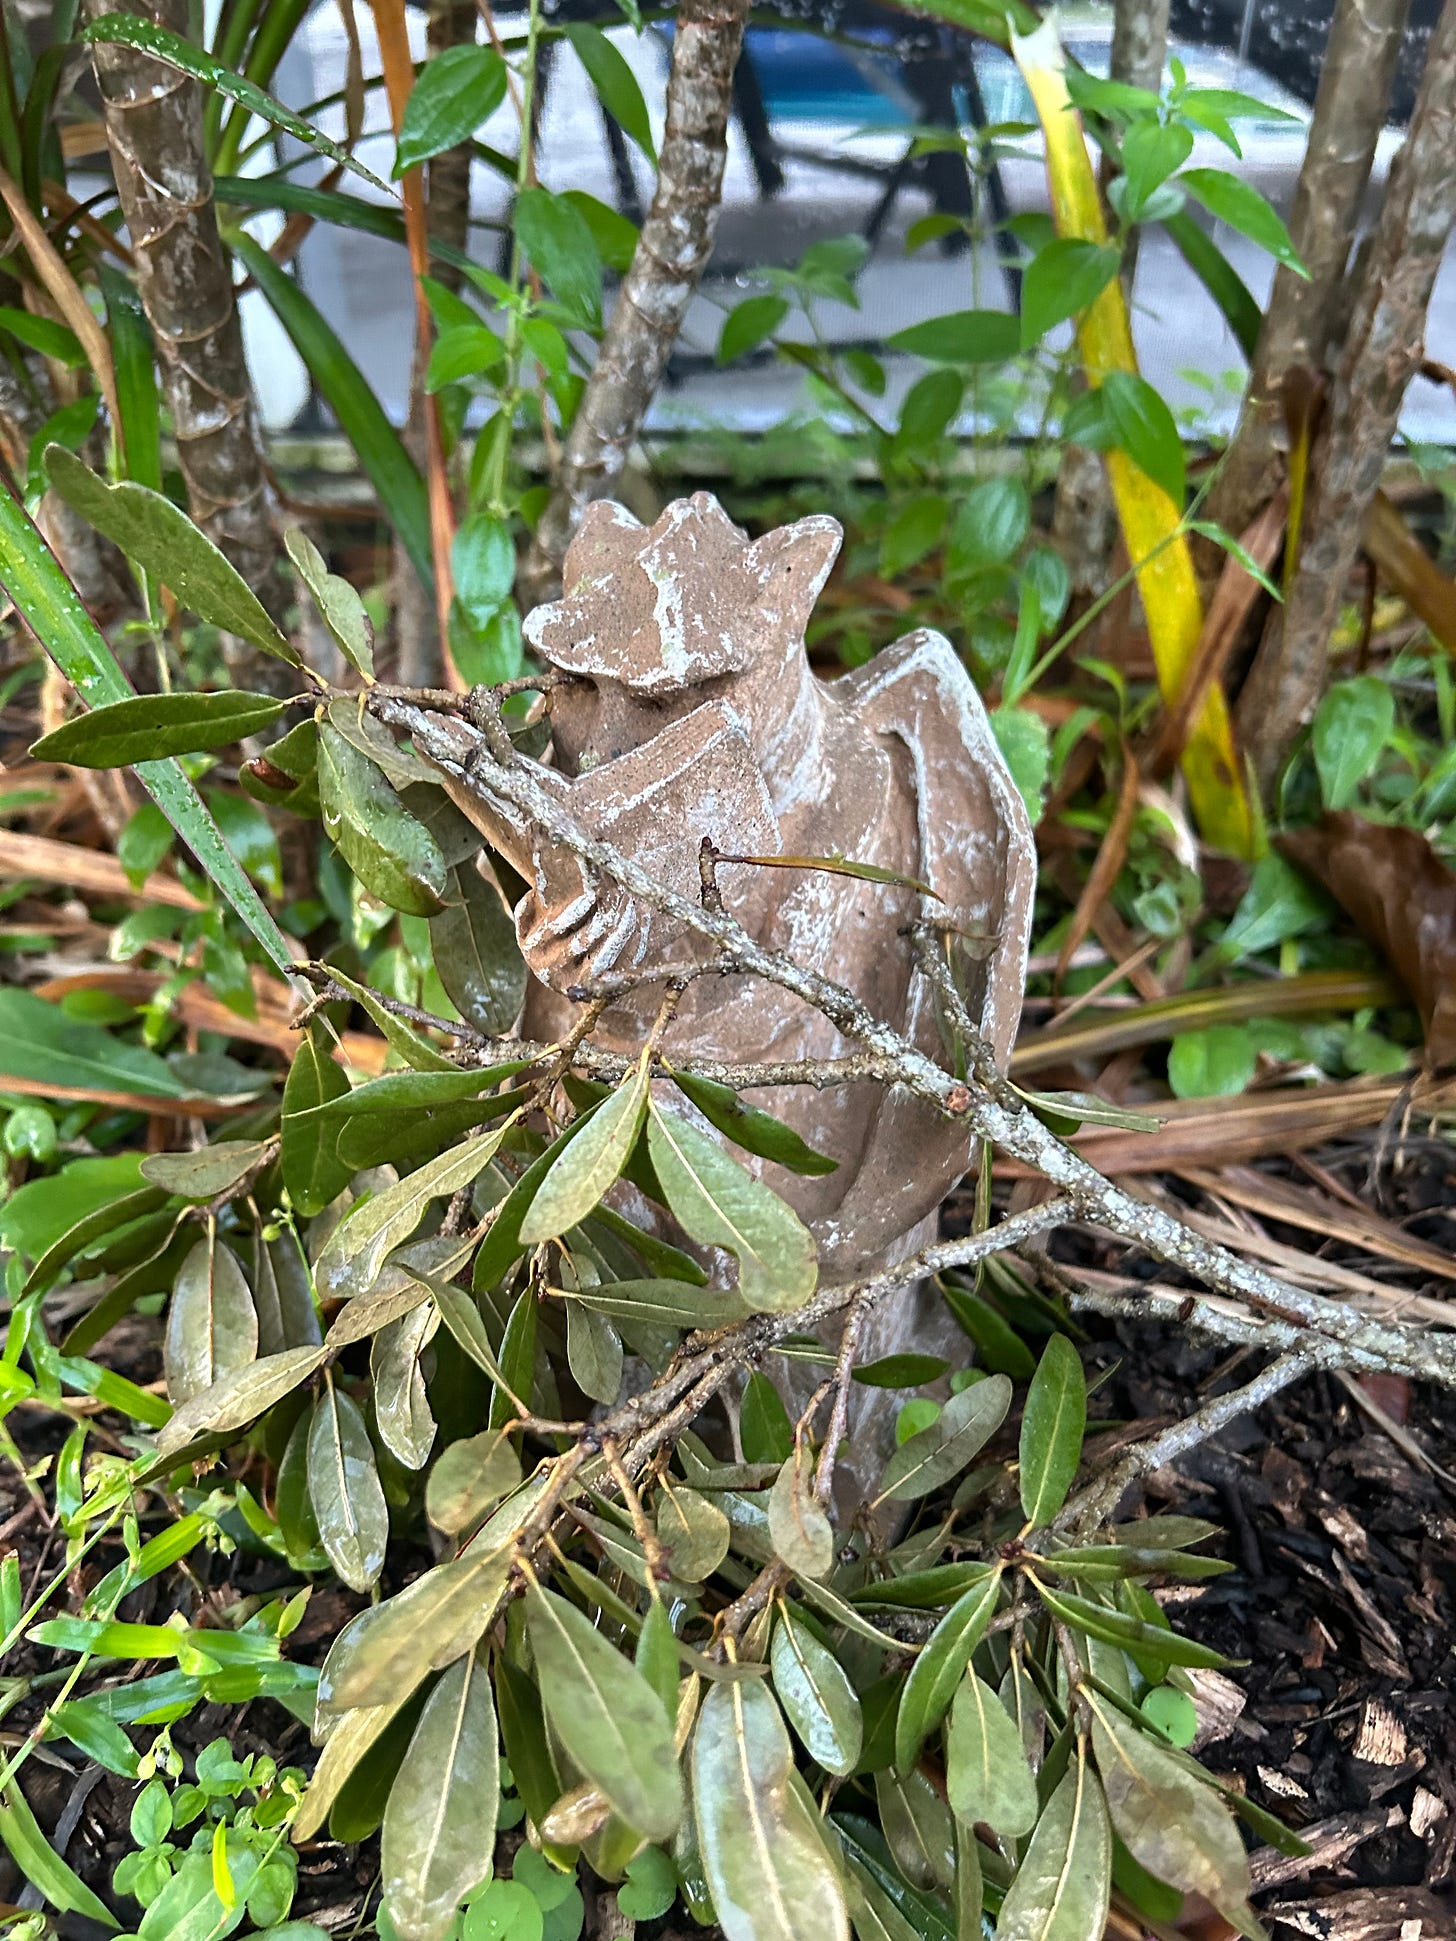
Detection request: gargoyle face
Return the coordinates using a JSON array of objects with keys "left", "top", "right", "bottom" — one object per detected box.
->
[{"left": 524, "top": 493, "right": 842, "bottom": 704}]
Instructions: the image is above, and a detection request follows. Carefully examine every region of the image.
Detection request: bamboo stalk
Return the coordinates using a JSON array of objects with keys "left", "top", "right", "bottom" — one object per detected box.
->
[{"left": 1012, "top": 19, "right": 1257, "bottom": 858}]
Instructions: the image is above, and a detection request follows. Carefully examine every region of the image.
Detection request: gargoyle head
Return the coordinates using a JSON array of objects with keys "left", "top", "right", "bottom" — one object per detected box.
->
[{"left": 524, "top": 492, "right": 842, "bottom": 697}]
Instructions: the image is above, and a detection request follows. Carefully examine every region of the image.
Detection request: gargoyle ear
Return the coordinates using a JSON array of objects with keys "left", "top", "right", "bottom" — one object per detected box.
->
[
  {"left": 743, "top": 515, "right": 842, "bottom": 634},
  {"left": 562, "top": 499, "right": 644, "bottom": 593}
]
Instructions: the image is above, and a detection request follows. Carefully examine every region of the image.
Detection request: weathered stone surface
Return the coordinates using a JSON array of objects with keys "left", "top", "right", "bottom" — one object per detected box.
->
[{"left": 440, "top": 492, "right": 1036, "bottom": 1486}]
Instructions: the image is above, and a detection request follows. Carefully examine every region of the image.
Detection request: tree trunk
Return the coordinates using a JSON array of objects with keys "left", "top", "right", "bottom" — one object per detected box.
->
[
  {"left": 84, "top": 0, "right": 289, "bottom": 676},
  {"left": 1200, "top": 0, "right": 1414, "bottom": 555},
  {"left": 390, "top": 0, "right": 476, "bottom": 689},
  {"left": 1236, "top": 0, "right": 1456, "bottom": 789},
  {"left": 526, "top": 0, "right": 750, "bottom": 594}
]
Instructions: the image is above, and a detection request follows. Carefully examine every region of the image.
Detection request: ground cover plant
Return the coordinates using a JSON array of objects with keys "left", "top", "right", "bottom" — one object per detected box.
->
[{"left": 0, "top": 0, "right": 1452, "bottom": 1938}]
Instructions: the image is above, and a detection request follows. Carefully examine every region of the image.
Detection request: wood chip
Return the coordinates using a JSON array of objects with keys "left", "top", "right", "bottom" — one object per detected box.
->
[
  {"left": 1249, "top": 1802, "right": 1404, "bottom": 1891},
  {"left": 1262, "top": 1887, "right": 1451, "bottom": 1941},
  {"left": 1258, "top": 1763, "right": 1311, "bottom": 1800},
  {"left": 1186, "top": 1666, "right": 1251, "bottom": 1750},
  {"left": 1352, "top": 1698, "right": 1407, "bottom": 1766},
  {"left": 1410, "top": 1787, "right": 1447, "bottom": 1839}
]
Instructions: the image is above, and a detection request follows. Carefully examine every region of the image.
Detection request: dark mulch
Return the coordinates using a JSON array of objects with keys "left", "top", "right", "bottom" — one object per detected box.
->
[
  {"left": 1091, "top": 1321, "right": 1456, "bottom": 1940},
  {"left": 2, "top": 1210, "right": 1454, "bottom": 1939}
]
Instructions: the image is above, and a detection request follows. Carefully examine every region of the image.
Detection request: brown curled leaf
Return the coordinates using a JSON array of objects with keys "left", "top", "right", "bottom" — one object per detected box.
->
[{"left": 1278, "top": 813, "right": 1456, "bottom": 1065}]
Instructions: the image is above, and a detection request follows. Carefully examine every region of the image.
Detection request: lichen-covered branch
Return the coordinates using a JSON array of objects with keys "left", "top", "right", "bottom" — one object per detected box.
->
[
  {"left": 84, "top": 0, "right": 289, "bottom": 671},
  {"left": 1054, "top": 1348, "right": 1327, "bottom": 1535},
  {"left": 526, "top": 0, "right": 750, "bottom": 591},
  {"left": 1236, "top": 0, "right": 1456, "bottom": 786},
  {"left": 370, "top": 683, "right": 1456, "bottom": 1390}
]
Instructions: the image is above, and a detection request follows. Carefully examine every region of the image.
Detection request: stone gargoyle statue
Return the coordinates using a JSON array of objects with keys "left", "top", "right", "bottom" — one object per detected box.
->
[{"left": 425, "top": 492, "right": 1036, "bottom": 1476}]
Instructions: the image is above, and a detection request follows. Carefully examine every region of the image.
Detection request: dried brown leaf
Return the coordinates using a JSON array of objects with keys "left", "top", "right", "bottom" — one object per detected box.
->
[{"left": 1279, "top": 812, "right": 1456, "bottom": 1063}]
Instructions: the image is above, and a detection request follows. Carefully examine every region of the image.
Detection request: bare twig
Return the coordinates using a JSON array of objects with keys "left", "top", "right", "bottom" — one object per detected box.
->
[{"left": 1053, "top": 1348, "right": 1328, "bottom": 1536}]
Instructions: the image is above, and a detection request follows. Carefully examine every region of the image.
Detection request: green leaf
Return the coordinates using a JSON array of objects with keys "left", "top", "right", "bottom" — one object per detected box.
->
[
  {"left": 562, "top": 187, "right": 640, "bottom": 272},
  {"left": 1166, "top": 1024, "right": 1257, "bottom": 1100},
  {"left": 1089, "top": 1697, "right": 1252, "bottom": 1920},
  {"left": 669, "top": 1072, "right": 837, "bottom": 1177},
  {"left": 885, "top": 309, "right": 1020, "bottom": 364},
  {"left": 1020, "top": 240, "right": 1121, "bottom": 347},
  {"left": 44, "top": 447, "right": 298, "bottom": 665},
  {"left": 232, "top": 233, "right": 432, "bottom": 593},
  {"left": 567, "top": 1279, "right": 748, "bottom": 1331},
  {"left": 646, "top": 1102, "right": 817, "bottom": 1313},
  {"left": 0, "top": 993, "right": 187, "bottom": 1116},
  {"left": 520, "top": 1065, "right": 649, "bottom": 1244},
  {"left": 427, "top": 322, "right": 506, "bottom": 391},
  {"left": 990, "top": 706, "right": 1051, "bottom": 820},
  {"left": 0, "top": 1779, "right": 120, "bottom": 1927},
  {"left": 282, "top": 1028, "right": 353, "bottom": 1218},
  {"left": 395, "top": 44, "right": 507, "bottom": 175},
  {"left": 99, "top": 264, "right": 161, "bottom": 496},
  {"left": 654, "top": 1484, "right": 730, "bottom": 1583},
  {"left": 165, "top": 1233, "right": 258, "bottom": 1408},
  {"left": 320, "top": 1552, "right": 513, "bottom": 1716},
  {"left": 317, "top": 1128, "right": 512, "bottom": 1302},
  {"left": 514, "top": 187, "right": 602, "bottom": 328},
  {"left": 85, "top": 12, "right": 390, "bottom": 192},
  {"left": 948, "top": 477, "right": 1030, "bottom": 569},
  {"left": 767, "top": 1455, "right": 834, "bottom": 1580},
  {"left": 307, "top": 1384, "right": 389, "bottom": 1592},
  {"left": 452, "top": 513, "right": 515, "bottom": 627},
  {"left": 893, "top": 1568, "right": 999, "bottom": 1773},
  {"left": 564, "top": 22, "right": 656, "bottom": 160},
  {"left": 564, "top": 1299, "right": 623, "bottom": 1404},
  {"left": 946, "top": 1672, "right": 1037, "bottom": 1834},
  {"left": 525, "top": 1584, "right": 683, "bottom": 1841},
  {"left": 853, "top": 1354, "right": 950, "bottom": 1389},
  {"left": 994, "top": 1756, "right": 1112, "bottom": 1941},
  {"left": 692, "top": 1678, "right": 849, "bottom": 1941},
  {"left": 157, "top": 1346, "right": 327, "bottom": 1457},
  {"left": 770, "top": 1609, "right": 862, "bottom": 1775},
  {"left": 0, "top": 489, "right": 296, "bottom": 974},
  {"left": 372, "top": 1304, "right": 439, "bottom": 1468},
  {"left": 381, "top": 1650, "right": 499, "bottom": 1941},
  {"left": 140, "top": 1139, "right": 269, "bottom": 1202},
  {"left": 741, "top": 1369, "right": 795, "bottom": 1464},
  {"left": 1032, "top": 1582, "right": 1233, "bottom": 1669},
  {"left": 321, "top": 963, "right": 457, "bottom": 1073},
  {"left": 1312, "top": 675, "right": 1395, "bottom": 810},
  {"left": 32, "top": 688, "right": 291, "bottom": 767},
  {"left": 1019, "top": 1334, "right": 1086, "bottom": 1527},
  {"left": 430, "top": 862, "right": 527, "bottom": 1034},
  {"left": 286, "top": 530, "right": 374, "bottom": 677},
  {"left": 319, "top": 721, "right": 448, "bottom": 916},
  {"left": 1177, "top": 168, "right": 1307, "bottom": 274},
  {"left": 717, "top": 293, "right": 788, "bottom": 365},
  {"left": 426, "top": 1431, "right": 522, "bottom": 1535},
  {"left": 1116, "top": 120, "right": 1194, "bottom": 221},
  {"left": 0, "top": 305, "right": 83, "bottom": 365},
  {"left": 878, "top": 1375, "right": 1011, "bottom": 1504},
  {"left": 1098, "top": 371, "right": 1186, "bottom": 505},
  {"left": 617, "top": 1846, "right": 676, "bottom": 1923},
  {"left": 1141, "top": 1685, "right": 1199, "bottom": 1747}
]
